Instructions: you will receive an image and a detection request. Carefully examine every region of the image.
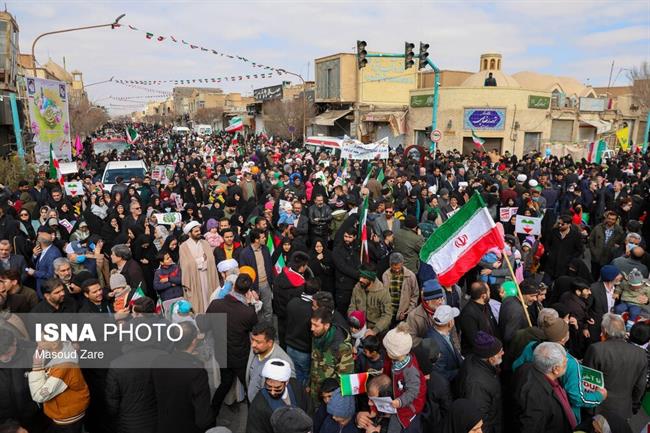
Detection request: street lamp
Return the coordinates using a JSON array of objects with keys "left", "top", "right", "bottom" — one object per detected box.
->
[
  {"left": 31, "top": 14, "right": 126, "bottom": 76},
  {"left": 277, "top": 69, "right": 307, "bottom": 142}
]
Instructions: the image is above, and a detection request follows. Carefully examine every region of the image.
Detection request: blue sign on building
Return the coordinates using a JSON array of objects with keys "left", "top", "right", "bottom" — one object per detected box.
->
[{"left": 463, "top": 108, "right": 506, "bottom": 130}]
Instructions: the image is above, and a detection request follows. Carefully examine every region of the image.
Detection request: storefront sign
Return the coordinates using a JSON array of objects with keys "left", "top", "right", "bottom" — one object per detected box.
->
[
  {"left": 254, "top": 85, "right": 283, "bottom": 102},
  {"left": 464, "top": 108, "right": 506, "bottom": 130},
  {"left": 579, "top": 97, "right": 607, "bottom": 112},
  {"left": 410, "top": 94, "right": 433, "bottom": 108},
  {"left": 528, "top": 95, "right": 550, "bottom": 109}
]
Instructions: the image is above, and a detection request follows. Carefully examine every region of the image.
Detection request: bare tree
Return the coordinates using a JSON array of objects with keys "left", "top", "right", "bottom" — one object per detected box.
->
[
  {"left": 69, "top": 98, "right": 109, "bottom": 138},
  {"left": 627, "top": 61, "right": 650, "bottom": 112},
  {"left": 193, "top": 107, "right": 224, "bottom": 124},
  {"left": 263, "top": 95, "right": 315, "bottom": 139}
]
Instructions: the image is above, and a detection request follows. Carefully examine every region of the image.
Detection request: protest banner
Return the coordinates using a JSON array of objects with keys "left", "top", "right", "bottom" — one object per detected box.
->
[
  {"left": 154, "top": 212, "right": 182, "bottom": 225},
  {"left": 499, "top": 207, "right": 518, "bottom": 222},
  {"left": 515, "top": 215, "right": 542, "bottom": 236},
  {"left": 63, "top": 181, "right": 85, "bottom": 197},
  {"left": 340, "top": 137, "right": 389, "bottom": 160},
  {"left": 581, "top": 365, "right": 604, "bottom": 392}
]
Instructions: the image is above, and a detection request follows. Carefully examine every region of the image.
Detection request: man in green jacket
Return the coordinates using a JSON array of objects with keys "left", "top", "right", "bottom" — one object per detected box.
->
[
  {"left": 392, "top": 215, "right": 424, "bottom": 274},
  {"left": 347, "top": 266, "right": 393, "bottom": 336}
]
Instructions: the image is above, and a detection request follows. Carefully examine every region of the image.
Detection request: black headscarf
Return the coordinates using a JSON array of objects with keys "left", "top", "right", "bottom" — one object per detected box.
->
[{"left": 443, "top": 399, "right": 483, "bottom": 433}]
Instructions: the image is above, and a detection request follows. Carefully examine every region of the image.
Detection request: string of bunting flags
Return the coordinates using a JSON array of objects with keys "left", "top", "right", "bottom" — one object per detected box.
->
[
  {"left": 112, "top": 72, "right": 276, "bottom": 86},
  {"left": 109, "top": 95, "right": 171, "bottom": 101},
  {"left": 113, "top": 81, "right": 172, "bottom": 95},
  {"left": 118, "top": 23, "right": 290, "bottom": 76}
]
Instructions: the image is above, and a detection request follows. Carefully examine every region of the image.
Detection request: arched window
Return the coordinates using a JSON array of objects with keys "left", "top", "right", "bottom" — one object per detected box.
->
[
  {"left": 490, "top": 59, "right": 495, "bottom": 69},
  {"left": 497, "top": 59, "right": 501, "bottom": 70},
  {"left": 483, "top": 59, "right": 488, "bottom": 70},
  {"left": 551, "top": 89, "right": 562, "bottom": 108}
]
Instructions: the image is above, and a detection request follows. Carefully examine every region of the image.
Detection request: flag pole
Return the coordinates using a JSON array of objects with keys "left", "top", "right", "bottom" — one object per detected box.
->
[{"left": 501, "top": 250, "right": 532, "bottom": 327}]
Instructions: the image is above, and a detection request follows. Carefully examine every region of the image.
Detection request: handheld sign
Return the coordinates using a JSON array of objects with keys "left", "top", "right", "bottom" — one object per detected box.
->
[
  {"left": 581, "top": 365, "right": 605, "bottom": 392},
  {"left": 515, "top": 215, "right": 541, "bottom": 236}
]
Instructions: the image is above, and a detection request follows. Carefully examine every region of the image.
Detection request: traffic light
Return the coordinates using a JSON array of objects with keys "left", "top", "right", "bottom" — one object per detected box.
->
[
  {"left": 356, "top": 40, "right": 368, "bottom": 70},
  {"left": 418, "top": 42, "right": 430, "bottom": 69},
  {"left": 404, "top": 42, "right": 415, "bottom": 69}
]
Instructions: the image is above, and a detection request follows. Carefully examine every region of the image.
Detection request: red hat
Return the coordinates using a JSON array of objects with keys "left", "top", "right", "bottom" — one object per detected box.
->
[{"left": 348, "top": 310, "right": 366, "bottom": 329}]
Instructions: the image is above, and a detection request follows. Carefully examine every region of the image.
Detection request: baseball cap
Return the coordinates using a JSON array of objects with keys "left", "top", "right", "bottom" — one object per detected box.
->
[{"left": 433, "top": 305, "right": 460, "bottom": 325}]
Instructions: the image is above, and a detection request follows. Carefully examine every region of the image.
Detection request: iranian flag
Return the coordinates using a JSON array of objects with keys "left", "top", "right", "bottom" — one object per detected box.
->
[
  {"left": 48, "top": 144, "right": 65, "bottom": 186},
  {"left": 359, "top": 195, "right": 369, "bottom": 262},
  {"left": 126, "top": 126, "right": 140, "bottom": 144},
  {"left": 586, "top": 139, "right": 606, "bottom": 164},
  {"left": 471, "top": 130, "right": 485, "bottom": 148},
  {"left": 129, "top": 283, "right": 146, "bottom": 305},
  {"left": 274, "top": 254, "right": 286, "bottom": 275},
  {"left": 225, "top": 117, "right": 244, "bottom": 133},
  {"left": 340, "top": 372, "right": 369, "bottom": 396},
  {"left": 419, "top": 192, "right": 504, "bottom": 286}
]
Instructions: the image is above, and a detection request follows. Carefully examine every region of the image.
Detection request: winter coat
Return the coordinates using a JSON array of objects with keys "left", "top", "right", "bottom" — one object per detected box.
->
[
  {"left": 317, "top": 417, "right": 361, "bottom": 433},
  {"left": 332, "top": 242, "right": 360, "bottom": 310},
  {"left": 513, "top": 341, "right": 603, "bottom": 423},
  {"left": 498, "top": 296, "right": 529, "bottom": 346},
  {"left": 406, "top": 304, "right": 436, "bottom": 348},
  {"left": 458, "top": 300, "right": 499, "bottom": 355},
  {"left": 392, "top": 227, "right": 425, "bottom": 274},
  {"left": 512, "top": 363, "right": 573, "bottom": 433},
  {"left": 588, "top": 222, "right": 625, "bottom": 266},
  {"left": 213, "top": 242, "right": 242, "bottom": 264},
  {"left": 238, "top": 244, "right": 274, "bottom": 291},
  {"left": 246, "top": 378, "right": 313, "bottom": 433},
  {"left": 347, "top": 279, "right": 393, "bottom": 334},
  {"left": 381, "top": 266, "right": 419, "bottom": 321},
  {"left": 272, "top": 267, "right": 306, "bottom": 321},
  {"left": 105, "top": 342, "right": 168, "bottom": 433},
  {"left": 543, "top": 226, "right": 584, "bottom": 278},
  {"left": 153, "top": 263, "right": 183, "bottom": 301},
  {"left": 584, "top": 338, "right": 647, "bottom": 420},
  {"left": 456, "top": 354, "right": 502, "bottom": 433},
  {"left": 151, "top": 351, "right": 215, "bottom": 433},
  {"left": 197, "top": 294, "right": 258, "bottom": 367},
  {"left": 285, "top": 293, "right": 314, "bottom": 353},
  {"left": 308, "top": 203, "right": 333, "bottom": 239},
  {"left": 309, "top": 324, "right": 354, "bottom": 401}
]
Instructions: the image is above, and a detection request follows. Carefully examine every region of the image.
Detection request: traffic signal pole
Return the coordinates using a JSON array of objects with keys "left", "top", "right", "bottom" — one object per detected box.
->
[{"left": 365, "top": 52, "right": 440, "bottom": 153}]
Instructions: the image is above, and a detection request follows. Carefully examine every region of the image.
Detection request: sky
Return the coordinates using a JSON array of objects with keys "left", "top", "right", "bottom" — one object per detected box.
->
[{"left": 9, "top": 0, "right": 650, "bottom": 115}]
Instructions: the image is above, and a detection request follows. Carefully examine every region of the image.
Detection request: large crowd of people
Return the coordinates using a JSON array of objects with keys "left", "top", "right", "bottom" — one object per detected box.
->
[{"left": 0, "top": 122, "right": 649, "bottom": 433}]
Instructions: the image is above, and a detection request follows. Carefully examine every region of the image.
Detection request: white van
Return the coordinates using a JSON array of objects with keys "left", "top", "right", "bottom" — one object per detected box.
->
[
  {"left": 102, "top": 160, "right": 148, "bottom": 192},
  {"left": 193, "top": 124, "right": 213, "bottom": 136},
  {"left": 172, "top": 126, "right": 190, "bottom": 136}
]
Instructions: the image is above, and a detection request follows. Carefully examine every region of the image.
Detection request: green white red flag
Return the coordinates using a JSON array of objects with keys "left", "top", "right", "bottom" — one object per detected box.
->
[
  {"left": 359, "top": 195, "right": 369, "bottom": 262},
  {"left": 49, "top": 144, "right": 64, "bottom": 186},
  {"left": 225, "top": 117, "right": 243, "bottom": 133},
  {"left": 340, "top": 372, "right": 369, "bottom": 396},
  {"left": 419, "top": 192, "right": 504, "bottom": 286},
  {"left": 129, "top": 283, "right": 146, "bottom": 305},
  {"left": 471, "top": 129, "right": 485, "bottom": 148},
  {"left": 126, "top": 126, "right": 140, "bottom": 144}
]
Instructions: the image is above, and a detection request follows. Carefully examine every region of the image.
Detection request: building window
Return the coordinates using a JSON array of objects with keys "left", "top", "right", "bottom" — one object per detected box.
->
[
  {"left": 490, "top": 59, "right": 495, "bottom": 69},
  {"left": 497, "top": 59, "right": 501, "bottom": 70},
  {"left": 198, "top": 101, "right": 205, "bottom": 109},
  {"left": 483, "top": 59, "right": 488, "bottom": 70},
  {"left": 551, "top": 90, "right": 562, "bottom": 108}
]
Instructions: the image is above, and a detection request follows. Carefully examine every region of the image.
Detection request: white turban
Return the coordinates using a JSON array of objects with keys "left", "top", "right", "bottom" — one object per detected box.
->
[
  {"left": 262, "top": 358, "right": 291, "bottom": 382},
  {"left": 183, "top": 220, "right": 201, "bottom": 235},
  {"left": 217, "top": 259, "right": 239, "bottom": 273}
]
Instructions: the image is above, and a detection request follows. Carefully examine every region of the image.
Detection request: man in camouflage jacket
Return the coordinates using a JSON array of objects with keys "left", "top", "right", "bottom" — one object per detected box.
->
[{"left": 309, "top": 307, "right": 354, "bottom": 401}]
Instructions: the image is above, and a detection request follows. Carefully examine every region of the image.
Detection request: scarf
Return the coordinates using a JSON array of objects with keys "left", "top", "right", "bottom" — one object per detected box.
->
[
  {"left": 392, "top": 354, "right": 411, "bottom": 371},
  {"left": 421, "top": 295, "right": 435, "bottom": 316},
  {"left": 314, "top": 325, "right": 335, "bottom": 352},
  {"left": 351, "top": 325, "right": 367, "bottom": 349},
  {"left": 545, "top": 375, "right": 577, "bottom": 429}
]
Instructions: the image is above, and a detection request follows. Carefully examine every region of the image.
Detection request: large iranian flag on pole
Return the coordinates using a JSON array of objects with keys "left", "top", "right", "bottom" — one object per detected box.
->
[
  {"left": 419, "top": 192, "right": 504, "bottom": 286},
  {"left": 340, "top": 372, "right": 369, "bottom": 396},
  {"left": 126, "top": 126, "right": 140, "bottom": 144},
  {"left": 359, "top": 195, "right": 369, "bottom": 262}
]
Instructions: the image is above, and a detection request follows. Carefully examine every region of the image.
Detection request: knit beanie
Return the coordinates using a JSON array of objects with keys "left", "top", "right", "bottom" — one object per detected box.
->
[
  {"left": 348, "top": 311, "right": 366, "bottom": 329},
  {"left": 383, "top": 322, "right": 413, "bottom": 358},
  {"left": 422, "top": 279, "right": 444, "bottom": 300},
  {"left": 472, "top": 331, "right": 503, "bottom": 359},
  {"left": 359, "top": 269, "right": 377, "bottom": 281},
  {"left": 600, "top": 265, "right": 620, "bottom": 282},
  {"left": 326, "top": 389, "right": 356, "bottom": 419},
  {"left": 109, "top": 273, "right": 128, "bottom": 290},
  {"left": 543, "top": 317, "right": 569, "bottom": 343},
  {"left": 270, "top": 407, "right": 312, "bottom": 433},
  {"left": 206, "top": 218, "right": 218, "bottom": 230}
]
